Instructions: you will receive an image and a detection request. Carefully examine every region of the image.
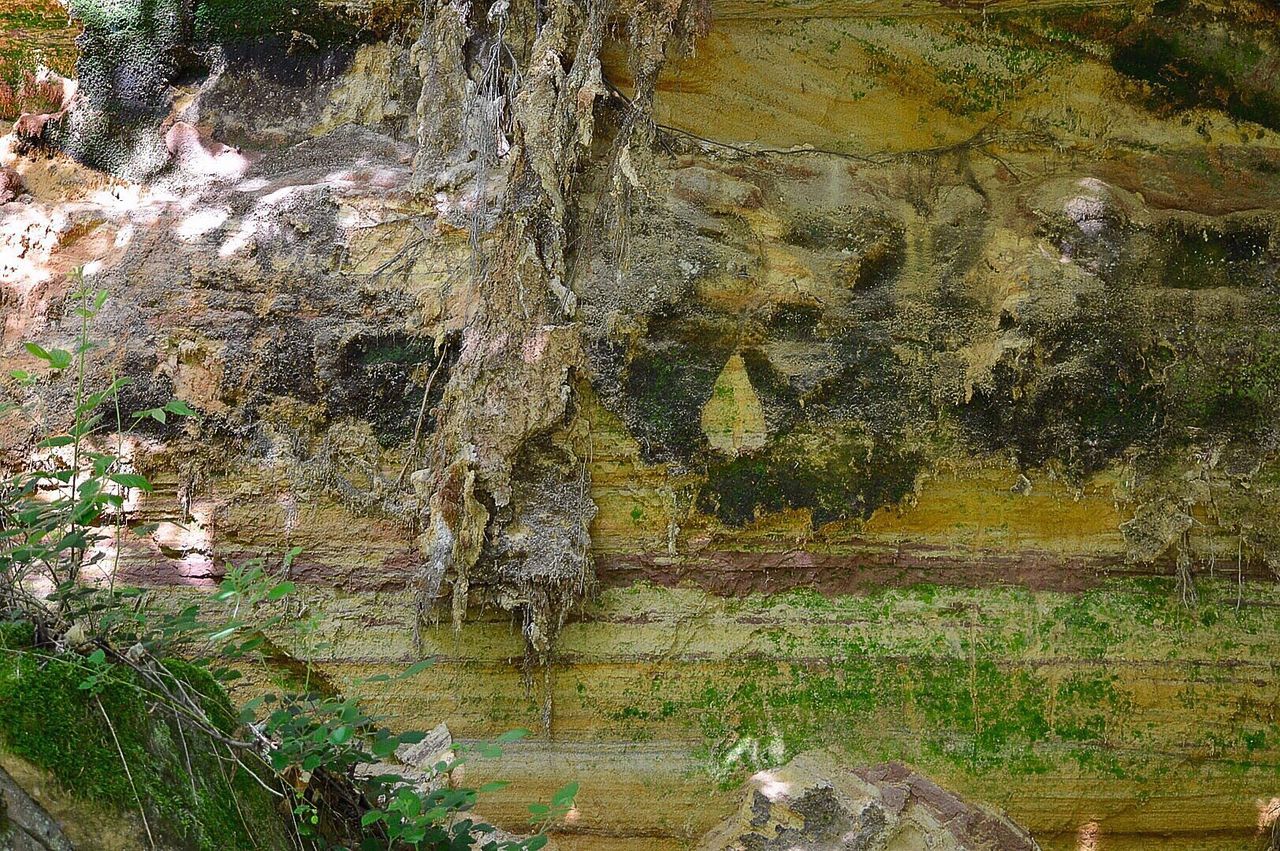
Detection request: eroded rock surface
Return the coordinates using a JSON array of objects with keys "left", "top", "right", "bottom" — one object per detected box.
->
[
  {"left": 698, "top": 753, "right": 1039, "bottom": 851},
  {"left": 0, "top": 764, "right": 73, "bottom": 851},
  {"left": 4, "top": 0, "right": 1280, "bottom": 848}
]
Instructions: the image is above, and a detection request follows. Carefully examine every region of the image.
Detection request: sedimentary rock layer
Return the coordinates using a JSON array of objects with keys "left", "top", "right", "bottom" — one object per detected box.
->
[{"left": 3, "top": 0, "right": 1280, "bottom": 847}]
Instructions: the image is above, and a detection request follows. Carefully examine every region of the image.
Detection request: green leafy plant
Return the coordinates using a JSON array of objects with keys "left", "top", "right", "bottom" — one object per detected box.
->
[{"left": 0, "top": 270, "right": 578, "bottom": 849}]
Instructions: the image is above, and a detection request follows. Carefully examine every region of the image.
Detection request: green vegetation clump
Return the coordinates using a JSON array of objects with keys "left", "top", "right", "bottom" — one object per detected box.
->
[
  {"left": 598, "top": 578, "right": 1280, "bottom": 789},
  {"left": 699, "top": 422, "right": 922, "bottom": 526},
  {"left": 0, "top": 277, "right": 574, "bottom": 851},
  {"left": 0, "top": 649, "right": 281, "bottom": 850}
]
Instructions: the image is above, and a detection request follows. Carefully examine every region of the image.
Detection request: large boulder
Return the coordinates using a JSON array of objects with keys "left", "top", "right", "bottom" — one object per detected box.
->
[{"left": 697, "top": 752, "right": 1040, "bottom": 851}]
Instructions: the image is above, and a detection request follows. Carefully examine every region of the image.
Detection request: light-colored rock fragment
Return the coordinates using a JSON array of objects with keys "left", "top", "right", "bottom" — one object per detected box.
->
[
  {"left": 701, "top": 352, "right": 767, "bottom": 456},
  {"left": 697, "top": 752, "right": 1040, "bottom": 851}
]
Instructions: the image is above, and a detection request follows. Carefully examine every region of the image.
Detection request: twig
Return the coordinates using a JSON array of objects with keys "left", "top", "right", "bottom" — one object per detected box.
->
[
  {"left": 210, "top": 741, "right": 260, "bottom": 848},
  {"left": 395, "top": 340, "right": 453, "bottom": 487},
  {"left": 95, "top": 694, "right": 157, "bottom": 849},
  {"left": 173, "top": 706, "right": 199, "bottom": 800}
]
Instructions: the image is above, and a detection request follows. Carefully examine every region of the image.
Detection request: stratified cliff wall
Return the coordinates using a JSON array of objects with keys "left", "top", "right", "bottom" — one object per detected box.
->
[{"left": 3, "top": 0, "right": 1280, "bottom": 848}]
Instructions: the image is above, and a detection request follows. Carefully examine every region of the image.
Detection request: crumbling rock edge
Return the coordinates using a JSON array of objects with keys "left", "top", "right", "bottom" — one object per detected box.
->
[{"left": 697, "top": 751, "right": 1040, "bottom": 851}]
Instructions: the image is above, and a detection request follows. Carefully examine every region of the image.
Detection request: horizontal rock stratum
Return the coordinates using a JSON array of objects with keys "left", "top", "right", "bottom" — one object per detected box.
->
[{"left": 2, "top": 0, "right": 1280, "bottom": 847}]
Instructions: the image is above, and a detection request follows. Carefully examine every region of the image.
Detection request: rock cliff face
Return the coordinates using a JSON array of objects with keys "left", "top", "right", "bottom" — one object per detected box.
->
[{"left": 3, "top": 0, "right": 1280, "bottom": 848}]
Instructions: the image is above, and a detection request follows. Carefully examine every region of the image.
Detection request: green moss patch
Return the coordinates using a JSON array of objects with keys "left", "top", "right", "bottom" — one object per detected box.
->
[
  {"left": 323, "top": 332, "right": 448, "bottom": 446},
  {"left": 596, "top": 578, "right": 1280, "bottom": 790},
  {"left": 699, "top": 421, "right": 922, "bottom": 526},
  {"left": 0, "top": 621, "right": 34, "bottom": 650},
  {"left": 1153, "top": 219, "right": 1274, "bottom": 291},
  {"left": 1165, "top": 328, "right": 1280, "bottom": 439},
  {"left": 623, "top": 311, "right": 738, "bottom": 462},
  {"left": 0, "top": 651, "right": 288, "bottom": 851},
  {"left": 1112, "top": 18, "right": 1280, "bottom": 131},
  {"left": 961, "top": 285, "right": 1160, "bottom": 478},
  {"left": 0, "top": 0, "right": 79, "bottom": 86}
]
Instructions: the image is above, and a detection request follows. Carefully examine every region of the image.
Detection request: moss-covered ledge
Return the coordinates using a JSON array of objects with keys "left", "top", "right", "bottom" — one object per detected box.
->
[
  {"left": 0, "top": 632, "right": 292, "bottom": 851},
  {"left": 326, "top": 575, "right": 1280, "bottom": 848}
]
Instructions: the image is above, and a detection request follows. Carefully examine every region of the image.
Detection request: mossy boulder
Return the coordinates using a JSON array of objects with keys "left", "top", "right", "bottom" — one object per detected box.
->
[{"left": 0, "top": 648, "right": 292, "bottom": 851}]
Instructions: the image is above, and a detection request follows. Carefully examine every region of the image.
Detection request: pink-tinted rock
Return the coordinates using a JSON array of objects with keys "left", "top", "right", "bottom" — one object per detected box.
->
[{"left": 0, "top": 167, "right": 23, "bottom": 203}]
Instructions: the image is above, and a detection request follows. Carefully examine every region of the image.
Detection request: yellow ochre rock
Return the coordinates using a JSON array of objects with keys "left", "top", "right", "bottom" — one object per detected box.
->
[{"left": 701, "top": 352, "right": 768, "bottom": 456}]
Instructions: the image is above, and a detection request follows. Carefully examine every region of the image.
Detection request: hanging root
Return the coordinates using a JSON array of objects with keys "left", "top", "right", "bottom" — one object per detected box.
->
[
  {"left": 1176, "top": 529, "right": 1198, "bottom": 607},
  {"left": 407, "top": 0, "right": 708, "bottom": 668}
]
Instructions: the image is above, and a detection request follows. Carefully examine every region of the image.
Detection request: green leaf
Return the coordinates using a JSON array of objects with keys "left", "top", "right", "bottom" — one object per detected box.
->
[
  {"left": 208, "top": 625, "right": 240, "bottom": 642},
  {"left": 38, "top": 435, "right": 75, "bottom": 448},
  {"left": 360, "top": 811, "right": 384, "bottom": 827},
  {"left": 524, "top": 836, "right": 548, "bottom": 851},
  {"left": 495, "top": 729, "right": 528, "bottom": 744},
  {"left": 109, "top": 473, "right": 152, "bottom": 492},
  {"left": 87, "top": 648, "right": 106, "bottom": 665},
  {"left": 23, "top": 342, "right": 72, "bottom": 371},
  {"left": 133, "top": 407, "right": 168, "bottom": 424},
  {"left": 478, "top": 781, "right": 509, "bottom": 794},
  {"left": 239, "top": 696, "right": 267, "bottom": 723},
  {"left": 90, "top": 453, "right": 118, "bottom": 476},
  {"left": 329, "top": 725, "right": 353, "bottom": 745},
  {"left": 266, "top": 581, "right": 295, "bottom": 601},
  {"left": 527, "top": 804, "right": 549, "bottom": 817},
  {"left": 164, "top": 399, "right": 197, "bottom": 416},
  {"left": 551, "top": 782, "right": 579, "bottom": 808},
  {"left": 396, "top": 658, "right": 435, "bottom": 680},
  {"left": 70, "top": 413, "right": 104, "bottom": 436}
]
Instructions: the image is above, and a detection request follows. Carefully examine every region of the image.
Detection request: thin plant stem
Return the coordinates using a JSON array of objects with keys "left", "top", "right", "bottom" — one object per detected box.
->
[
  {"left": 66, "top": 284, "right": 90, "bottom": 590},
  {"left": 95, "top": 693, "right": 157, "bottom": 849}
]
